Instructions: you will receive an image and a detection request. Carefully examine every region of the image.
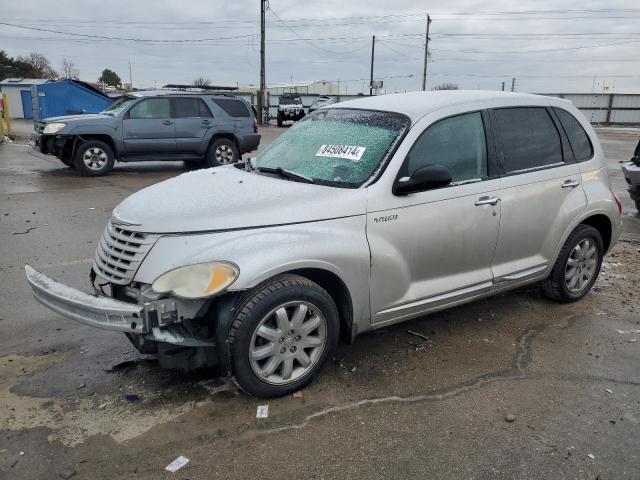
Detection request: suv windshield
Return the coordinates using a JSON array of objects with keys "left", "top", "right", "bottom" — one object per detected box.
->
[
  {"left": 280, "top": 95, "right": 302, "bottom": 105},
  {"left": 101, "top": 97, "right": 135, "bottom": 116},
  {"left": 255, "top": 108, "right": 409, "bottom": 187}
]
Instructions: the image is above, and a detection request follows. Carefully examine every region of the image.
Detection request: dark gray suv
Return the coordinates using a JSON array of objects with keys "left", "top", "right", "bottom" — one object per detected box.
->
[{"left": 34, "top": 91, "right": 261, "bottom": 176}]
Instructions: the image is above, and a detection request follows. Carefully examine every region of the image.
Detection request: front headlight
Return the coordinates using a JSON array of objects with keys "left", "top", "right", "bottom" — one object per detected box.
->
[
  {"left": 43, "top": 123, "right": 66, "bottom": 134},
  {"left": 151, "top": 262, "right": 239, "bottom": 299}
]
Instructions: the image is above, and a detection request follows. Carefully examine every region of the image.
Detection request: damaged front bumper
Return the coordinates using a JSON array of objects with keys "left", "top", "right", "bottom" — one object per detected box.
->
[
  {"left": 25, "top": 264, "right": 148, "bottom": 334},
  {"left": 25, "top": 265, "right": 215, "bottom": 344}
]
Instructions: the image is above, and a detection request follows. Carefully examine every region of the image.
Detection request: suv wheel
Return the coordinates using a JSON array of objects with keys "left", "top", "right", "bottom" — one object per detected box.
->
[
  {"left": 74, "top": 140, "right": 115, "bottom": 176},
  {"left": 228, "top": 274, "right": 339, "bottom": 398},
  {"left": 542, "top": 224, "right": 604, "bottom": 302},
  {"left": 277, "top": 113, "right": 283, "bottom": 127},
  {"left": 206, "top": 138, "right": 239, "bottom": 167}
]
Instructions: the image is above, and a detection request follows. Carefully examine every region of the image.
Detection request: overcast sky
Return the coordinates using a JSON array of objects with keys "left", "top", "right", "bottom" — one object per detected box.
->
[{"left": 1, "top": 0, "right": 639, "bottom": 93}]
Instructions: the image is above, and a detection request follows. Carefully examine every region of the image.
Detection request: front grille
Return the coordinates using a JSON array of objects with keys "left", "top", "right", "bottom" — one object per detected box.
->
[{"left": 93, "top": 220, "right": 157, "bottom": 285}]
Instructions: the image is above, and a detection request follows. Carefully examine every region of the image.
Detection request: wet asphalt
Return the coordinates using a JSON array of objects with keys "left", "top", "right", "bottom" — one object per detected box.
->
[{"left": 0, "top": 125, "right": 639, "bottom": 479}]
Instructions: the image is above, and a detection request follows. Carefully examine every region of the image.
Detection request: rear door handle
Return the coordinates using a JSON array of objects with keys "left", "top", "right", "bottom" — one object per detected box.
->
[
  {"left": 475, "top": 196, "right": 500, "bottom": 206},
  {"left": 162, "top": 120, "right": 174, "bottom": 125},
  {"left": 562, "top": 179, "right": 580, "bottom": 188}
]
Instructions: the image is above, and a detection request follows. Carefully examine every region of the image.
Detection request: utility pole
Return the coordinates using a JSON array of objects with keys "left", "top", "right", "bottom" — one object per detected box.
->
[
  {"left": 369, "top": 35, "right": 375, "bottom": 96},
  {"left": 421, "top": 14, "right": 431, "bottom": 91},
  {"left": 511, "top": 77, "right": 516, "bottom": 92},
  {"left": 259, "top": 0, "right": 267, "bottom": 125},
  {"left": 128, "top": 61, "right": 133, "bottom": 91},
  {"left": 501, "top": 81, "right": 505, "bottom": 91}
]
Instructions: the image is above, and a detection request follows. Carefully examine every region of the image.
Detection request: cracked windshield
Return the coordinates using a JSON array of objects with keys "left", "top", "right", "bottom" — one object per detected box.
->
[{"left": 255, "top": 109, "right": 409, "bottom": 187}]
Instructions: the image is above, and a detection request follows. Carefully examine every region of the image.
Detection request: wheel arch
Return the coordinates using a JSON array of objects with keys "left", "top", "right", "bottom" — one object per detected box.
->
[
  {"left": 208, "top": 132, "right": 240, "bottom": 151},
  {"left": 580, "top": 214, "right": 612, "bottom": 252},
  {"left": 286, "top": 267, "right": 354, "bottom": 344},
  {"left": 76, "top": 134, "right": 118, "bottom": 158}
]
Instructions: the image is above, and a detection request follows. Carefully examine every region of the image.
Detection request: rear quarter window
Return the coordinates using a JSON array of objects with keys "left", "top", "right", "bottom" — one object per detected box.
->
[
  {"left": 212, "top": 99, "right": 251, "bottom": 118},
  {"left": 553, "top": 107, "right": 593, "bottom": 161},
  {"left": 493, "top": 107, "right": 563, "bottom": 173}
]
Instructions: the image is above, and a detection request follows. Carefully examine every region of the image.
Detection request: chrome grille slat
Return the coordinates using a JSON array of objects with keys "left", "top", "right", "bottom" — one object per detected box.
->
[{"left": 93, "top": 219, "right": 157, "bottom": 285}]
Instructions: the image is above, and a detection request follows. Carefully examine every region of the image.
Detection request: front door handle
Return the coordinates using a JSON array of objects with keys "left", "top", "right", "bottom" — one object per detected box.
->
[
  {"left": 162, "top": 120, "right": 174, "bottom": 125},
  {"left": 475, "top": 196, "right": 500, "bottom": 206},
  {"left": 562, "top": 179, "right": 580, "bottom": 188}
]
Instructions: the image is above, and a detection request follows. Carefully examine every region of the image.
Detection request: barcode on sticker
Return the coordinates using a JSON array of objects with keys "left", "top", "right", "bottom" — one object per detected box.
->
[
  {"left": 256, "top": 405, "right": 269, "bottom": 418},
  {"left": 315, "top": 144, "right": 366, "bottom": 161}
]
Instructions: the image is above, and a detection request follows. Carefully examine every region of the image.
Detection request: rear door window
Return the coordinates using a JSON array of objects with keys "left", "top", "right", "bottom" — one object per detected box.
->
[
  {"left": 173, "top": 97, "right": 212, "bottom": 118},
  {"left": 493, "top": 107, "right": 563, "bottom": 173},
  {"left": 212, "top": 99, "right": 251, "bottom": 117},
  {"left": 403, "top": 111, "right": 488, "bottom": 183},
  {"left": 553, "top": 108, "right": 593, "bottom": 161},
  {"left": 128, "top": 98, "right": 171, "bottom": 119}
]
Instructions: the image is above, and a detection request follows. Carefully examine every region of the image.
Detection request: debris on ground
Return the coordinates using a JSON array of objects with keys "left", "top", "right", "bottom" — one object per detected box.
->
[
  {"left": 58, "top": 468, "right": 76, "bottom": 479},
  {"left": 125, "top": 394, "right": 140, "bottom": 403},
  {"left": 256, "top": 405, "right": 269, "bottom": 418},
  {"left": 10, "top": 227, "right": 36, "bottom": 235},
  {"left": 615, "top": 329, "right": 640, "bottom": 334},
  {"left": 292, "top": 391, "right": 303, "bottom": 399},
  {"left": 165, "top": 456, "right": 189, "bottom": 473},
  {"left": 505, "top": 413, "right": 516, "bottom": 422},
  {"left": 587, "top": 453, "right": 595, "bottom": 459},
  {"left": 604, "top": 388, "right": 613, "bottom": 394},
  {"left": 407, "top": 330, "right": 430, "bottom": 341}
]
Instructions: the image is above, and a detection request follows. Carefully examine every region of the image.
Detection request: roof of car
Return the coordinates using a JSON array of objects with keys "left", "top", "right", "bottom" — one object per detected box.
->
[
  {"left": 129, "top": 89, "right": 239, "bottom": 98},
  {"left": 329, "top": 90, "right": 570, "bottom": 123}
]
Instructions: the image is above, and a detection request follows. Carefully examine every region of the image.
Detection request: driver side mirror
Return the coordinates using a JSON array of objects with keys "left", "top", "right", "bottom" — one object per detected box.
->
[{"left": 393, "top": 164, "right": 452, "bottom": 195}]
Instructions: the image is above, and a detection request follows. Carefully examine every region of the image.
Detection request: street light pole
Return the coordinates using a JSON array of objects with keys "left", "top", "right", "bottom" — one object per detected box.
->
[
  {"left": 369, "top": 35, "right": 375, "bottom": 96},
  {"left": 421, "top": 14, "right": 431, "bottom": 91},
  {"left": 259, "top": 0, "right": 267, "bottom": 125}
]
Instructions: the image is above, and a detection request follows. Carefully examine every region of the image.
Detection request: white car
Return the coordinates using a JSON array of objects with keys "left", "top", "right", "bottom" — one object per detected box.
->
[{"left": 26, "top": 91, "right": 622, "bottom": 397}]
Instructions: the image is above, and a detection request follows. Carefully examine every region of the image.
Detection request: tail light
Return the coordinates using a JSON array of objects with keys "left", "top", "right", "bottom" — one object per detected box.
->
[
  {"left": 253, "top": 117, "right": 258, "bottom": 133},
  {"left": 612, "top": 191, "right": 622, "bottom": 214}
]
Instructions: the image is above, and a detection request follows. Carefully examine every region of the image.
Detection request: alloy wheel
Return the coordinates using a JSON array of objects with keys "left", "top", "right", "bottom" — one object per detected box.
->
[
  {"left": 215, "top": 145, "right": 235, "bottom": 164},
  {"left": 82, "top": 147, "right": 108, "bottom": 170},
  {"left": 249, "top": 301, "right": 327, "bottom": 385},
  {"left": 565, "top": 238, "right": 598, "bottom": 293}
]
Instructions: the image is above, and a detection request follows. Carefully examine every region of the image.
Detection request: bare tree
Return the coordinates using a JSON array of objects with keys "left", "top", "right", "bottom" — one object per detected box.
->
[
  {"left": 16, "top": 52, "right": 58, "bottom": 79},
  {"left": 192, "top": 77, "right": 211, "bottom": 88},
  {"left": 61, "top": 58, "right": 79, "bottom": 79},
  {"left": 432, "top": 82, "right": 459, "bottom": 91}
]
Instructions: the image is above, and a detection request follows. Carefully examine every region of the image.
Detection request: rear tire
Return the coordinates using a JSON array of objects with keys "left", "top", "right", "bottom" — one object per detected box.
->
[
  {"left": 205, "top": 138, "right": 239, "bottom": 167},
  {"left": 277, "top": 113, "right": 283, "bottom": 127},
  {"left": 74, "top": 140, "right": 115, "bottom": 176},
  {"left": 228, "top": 274, "right": 339, "bottom": 398},
  {"left": 542, "top": 224, "right": 603, "bottom": 303},
  {"left": 635, "top": 199, "right": 640, "bottom": 212}
]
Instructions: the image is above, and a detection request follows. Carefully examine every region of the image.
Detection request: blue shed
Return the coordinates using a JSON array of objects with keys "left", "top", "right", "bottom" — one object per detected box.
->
[{"left": 31, "top": 79, "right": 113, "bottom": 123}]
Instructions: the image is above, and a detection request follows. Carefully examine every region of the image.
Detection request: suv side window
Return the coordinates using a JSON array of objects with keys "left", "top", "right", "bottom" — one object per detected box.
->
[
  {"left": 403, "top": 111, "right": 487, "bottom": 183},
  {"left": 173, "top": 97, "right": 213, "bottom": 118},
  {"left": 212, "top": 99, "right": 251, "bottom": 117},
  {"left": 128, "top": 98, "right": 171, "bottom": 119},
  {"left": 493, "top": 107, "right": 563, "bottom": 173},
  {"left": 553, "top": 107, "right": 593, "bottom": 161}
]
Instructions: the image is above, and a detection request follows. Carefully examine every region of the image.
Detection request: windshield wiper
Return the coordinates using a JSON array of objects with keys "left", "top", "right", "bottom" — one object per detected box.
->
[{"left": 256, "top": 166, "right": 315, "bottom": 184}]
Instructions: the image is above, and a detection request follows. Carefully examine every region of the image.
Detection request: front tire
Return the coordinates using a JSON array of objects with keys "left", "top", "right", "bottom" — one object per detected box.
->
[
  {"left": 635, "top": 199, "right": 640, "bottom": 212},
  {"left": 228, "top": 274, "right": 339, "bottom": 398},
  {"left": 74, "top": 140, "right": 115, "bottom": 176},
  {"left": 276, "top": 113, "right": 283, "bottom": 127},
  {"left": 205, "top": 138, "right": 239, "bottom": 167},
  {"left": 542, "top": 224, "right": 603, "bottom": 302}
]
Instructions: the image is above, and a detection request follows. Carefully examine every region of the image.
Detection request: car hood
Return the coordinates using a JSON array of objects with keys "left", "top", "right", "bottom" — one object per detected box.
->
[
  {"left": 44, "top": 113, "right": 112, "bottom": 123},
  {"left": 112, "top": 166, "right": 367, "bottom": 234}
]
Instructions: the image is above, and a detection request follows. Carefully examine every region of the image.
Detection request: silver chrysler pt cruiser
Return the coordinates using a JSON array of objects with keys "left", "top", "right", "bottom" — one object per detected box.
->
[{"left": 25, "top": 91, "right": 622, "bottom": 397}]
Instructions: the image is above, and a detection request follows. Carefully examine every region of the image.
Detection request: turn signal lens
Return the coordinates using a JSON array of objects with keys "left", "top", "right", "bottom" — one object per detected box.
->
[
  {"left": 612, "top": 191, "right": 622, "bottom": 214},
  {"left": 152, "top": 262, "right": 239, "bottom": 299}
]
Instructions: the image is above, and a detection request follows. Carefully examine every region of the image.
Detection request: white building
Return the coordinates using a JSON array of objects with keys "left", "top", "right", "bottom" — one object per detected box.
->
[
  {"left": 267, "top": 81, "right": 339, "bottom": 96},
  {"left": 0, "top": 78, "right": 51, "bottom": 119}
]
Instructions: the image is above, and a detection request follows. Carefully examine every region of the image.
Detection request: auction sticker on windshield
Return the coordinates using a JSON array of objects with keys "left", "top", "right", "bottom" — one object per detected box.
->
[{"left": 315, "top": 144, "right": 366, "bottom": 162}]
